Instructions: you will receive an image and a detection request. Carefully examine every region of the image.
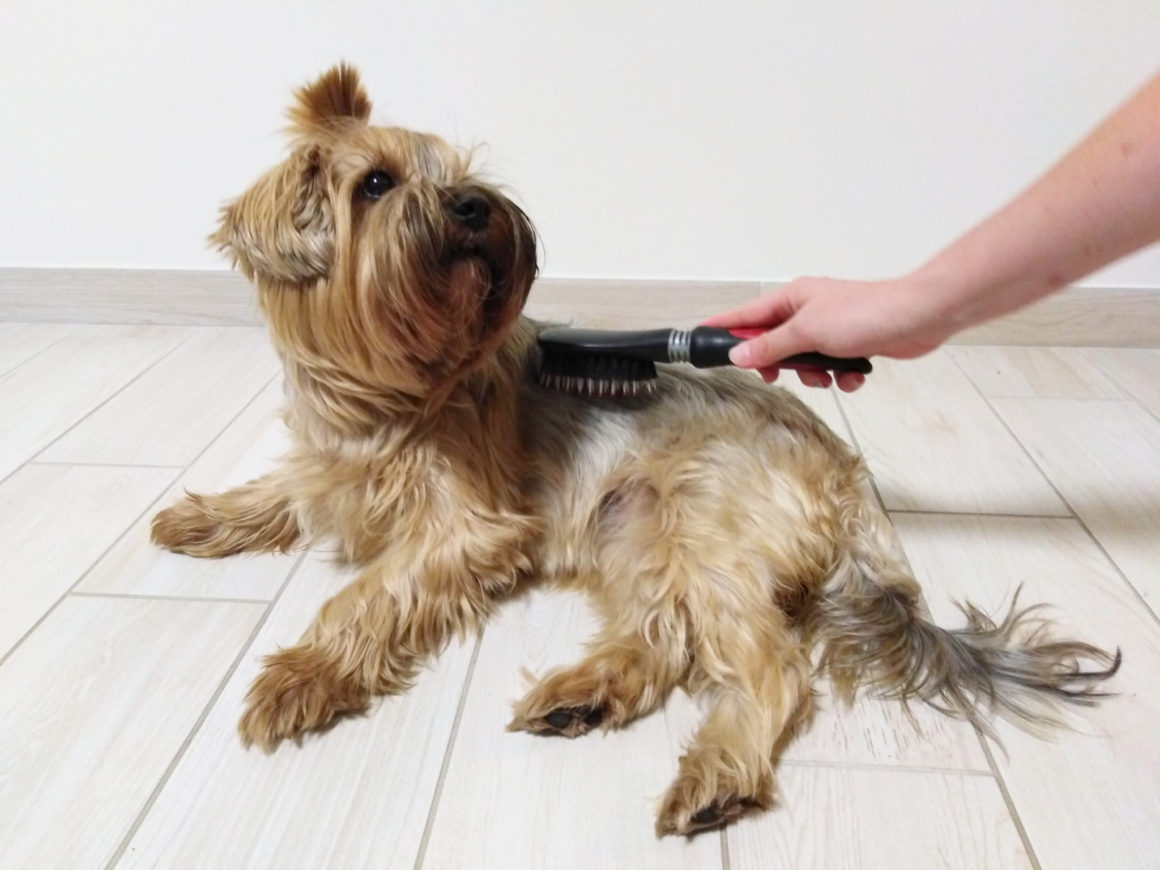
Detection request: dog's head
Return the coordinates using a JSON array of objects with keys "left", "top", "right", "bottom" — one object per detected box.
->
[{"left": 213, "top": 63, "right": 538, "bottom": 408}]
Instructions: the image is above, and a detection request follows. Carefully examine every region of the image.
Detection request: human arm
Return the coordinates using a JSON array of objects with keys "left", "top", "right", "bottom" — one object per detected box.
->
[{"left": 706, "top": 69, "right": 1160, "bottom": 391}]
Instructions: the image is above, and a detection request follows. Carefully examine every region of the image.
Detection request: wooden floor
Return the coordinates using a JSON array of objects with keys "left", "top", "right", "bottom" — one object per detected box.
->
[{"left": 1, "top": 322, "right": 1158, "bottom": 869}]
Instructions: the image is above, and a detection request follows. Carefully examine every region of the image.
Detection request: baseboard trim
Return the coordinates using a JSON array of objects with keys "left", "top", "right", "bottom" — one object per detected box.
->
[
  {"left": 1, "top": 268, "right": 1157, "bottom": 346},
  {"left": 947, "top": 285, "right": 1160, "bottom": 348}
]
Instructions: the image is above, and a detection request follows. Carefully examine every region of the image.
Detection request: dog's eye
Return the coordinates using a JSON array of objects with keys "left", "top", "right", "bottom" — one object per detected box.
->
[{"left": 359, "top": 170, "right": 395, "bottom": 200}]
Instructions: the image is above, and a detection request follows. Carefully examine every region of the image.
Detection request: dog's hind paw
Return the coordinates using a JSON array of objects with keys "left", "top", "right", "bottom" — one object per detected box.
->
[
  {"left": 654, "top": 756, "right": 773, "bottom": 837},
  {"left": 656, "top": 791, "right": 761, "bottom": 837}
]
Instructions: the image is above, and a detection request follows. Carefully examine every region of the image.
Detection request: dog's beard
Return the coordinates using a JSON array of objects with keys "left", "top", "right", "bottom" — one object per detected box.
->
[
  {"left": 256, "top": 179, "right": 537, "bottom": 421},
  {"left": 342, "top": 186, "right": 536, "bottom": 386}
]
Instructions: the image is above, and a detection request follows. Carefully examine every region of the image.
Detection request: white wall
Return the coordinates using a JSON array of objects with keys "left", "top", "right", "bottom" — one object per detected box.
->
[{"left": 2, "top": 0, "right": 1159, "bottom": 286}]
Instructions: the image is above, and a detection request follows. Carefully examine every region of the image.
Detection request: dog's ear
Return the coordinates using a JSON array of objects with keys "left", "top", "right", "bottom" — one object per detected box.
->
[
  {"left": 210, "top": 145, "right": 334, "bottom": 284},
  {"left": 287, "top": 63, "right": 372, "bottom": 135}
]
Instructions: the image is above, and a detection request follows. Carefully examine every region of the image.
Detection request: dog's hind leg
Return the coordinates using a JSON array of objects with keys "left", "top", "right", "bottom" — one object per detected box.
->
[
  {"left": 151, "top": 472, "right": 300, "bottom": 557},
  {"left": 655, "top": 604, "right": 812, "bottom": 837}
]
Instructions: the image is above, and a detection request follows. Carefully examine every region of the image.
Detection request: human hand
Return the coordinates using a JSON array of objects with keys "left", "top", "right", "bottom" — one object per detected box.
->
[{"left": 702, "top": 276, "right": 954, "bottom": 391}]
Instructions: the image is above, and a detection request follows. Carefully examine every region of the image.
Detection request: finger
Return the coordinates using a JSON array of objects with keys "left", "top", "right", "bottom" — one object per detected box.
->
[
  {"left": 728, "top": 324, "right": 809, "bottom": 369},
  {"left": 836, "top": 371, "right": 865, "bottom": 392},
  {"left": 793, "top": 367, "right": 832, "bottom": 389},
  {"left": 702, "top": 287, "right": 797, "bottom": 330},
  {"left": 757, "top": 366, "right": 780, "bottom": 383}
]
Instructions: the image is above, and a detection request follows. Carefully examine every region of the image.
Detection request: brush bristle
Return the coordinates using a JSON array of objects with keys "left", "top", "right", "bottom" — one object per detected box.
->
[{"left": 537, "top": 350, "right": 659, "bottom": 399}]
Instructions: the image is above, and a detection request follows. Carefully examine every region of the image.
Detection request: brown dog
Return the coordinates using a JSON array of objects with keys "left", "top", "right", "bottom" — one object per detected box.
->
[{"left": 152, "top": 64, "right": 1119, "bottom": 837}]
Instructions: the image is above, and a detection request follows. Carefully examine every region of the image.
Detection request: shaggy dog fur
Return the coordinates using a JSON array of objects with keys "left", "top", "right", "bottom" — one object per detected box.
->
[{"left": 152, "top": 64, "right": 1120, "bottom": 837}]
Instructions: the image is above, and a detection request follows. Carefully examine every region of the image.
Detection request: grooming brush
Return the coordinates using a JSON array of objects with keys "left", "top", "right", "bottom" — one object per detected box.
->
[{"left": 536, "top": 326, "right": 872, "bottom": 398}]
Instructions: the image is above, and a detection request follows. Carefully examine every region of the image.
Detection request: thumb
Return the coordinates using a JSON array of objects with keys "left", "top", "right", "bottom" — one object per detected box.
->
[{"left": 728, "top": 323, "right": 807, "bottom": 369}]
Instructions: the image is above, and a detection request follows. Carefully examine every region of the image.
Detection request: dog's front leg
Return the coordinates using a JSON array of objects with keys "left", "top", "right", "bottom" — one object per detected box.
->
[
  {"left": 151, "top": 472, "right": 300, "bottom": 558},
  {"left": 238, "top": 522, "right": 532, "bottom": 750}
]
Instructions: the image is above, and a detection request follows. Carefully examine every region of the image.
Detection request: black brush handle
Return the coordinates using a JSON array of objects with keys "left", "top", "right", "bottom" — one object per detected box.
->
[
  {"left": 538, "top": 327, "right": 676, "bottom": 360},
  {"left": 537, "top": 326, "right": 872, "bottom": 375},
  {"left": 684, "top": 327, "right": 873, "bottom": 374}
]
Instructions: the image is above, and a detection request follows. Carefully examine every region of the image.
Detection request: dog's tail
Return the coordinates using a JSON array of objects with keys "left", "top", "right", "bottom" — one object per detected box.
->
[{"left": 806, "top": 491, "right": 1120, "bottom": 734}]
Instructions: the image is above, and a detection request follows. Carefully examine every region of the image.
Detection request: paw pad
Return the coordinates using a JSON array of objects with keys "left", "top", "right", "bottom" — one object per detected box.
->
[{"left": 540, "top": 704, "right": 604, "bottom": 736}]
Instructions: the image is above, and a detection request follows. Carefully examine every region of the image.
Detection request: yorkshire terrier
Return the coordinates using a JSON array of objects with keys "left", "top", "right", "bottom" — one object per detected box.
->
[{"left": 152, "top": 64, "right": 1119, "bottom": 837}]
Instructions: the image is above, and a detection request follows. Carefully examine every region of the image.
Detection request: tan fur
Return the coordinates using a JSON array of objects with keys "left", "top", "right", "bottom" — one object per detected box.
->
[{"left": 151, "top": 64, "right": 1120, "bottom": 837}]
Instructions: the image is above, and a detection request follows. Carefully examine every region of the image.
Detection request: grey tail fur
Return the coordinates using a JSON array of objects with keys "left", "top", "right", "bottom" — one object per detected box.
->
[{"left": 807, "top": 497, "right": 1121, "bottom": 735}]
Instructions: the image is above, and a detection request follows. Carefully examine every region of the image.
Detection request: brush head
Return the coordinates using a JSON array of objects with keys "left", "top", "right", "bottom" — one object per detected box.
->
[{"left": 536, "top": 346, "right": 659, "bottom": 399}]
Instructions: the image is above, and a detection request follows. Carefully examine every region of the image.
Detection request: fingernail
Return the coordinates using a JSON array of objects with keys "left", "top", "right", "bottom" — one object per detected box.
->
[{"left": 729, "top": 343, "right": 752, "bottom": 366}]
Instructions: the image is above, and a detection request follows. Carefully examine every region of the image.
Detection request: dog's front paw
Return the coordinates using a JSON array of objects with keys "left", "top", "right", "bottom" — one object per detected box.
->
[
  {"left": 654, "top": 751, "right": 773, "bottom": 837},
  {"left": 150, "top": 495, "right": 227, "bottom": 557},
  {"left": 238, "top": 646, "right": 369, "bottom": 751}
]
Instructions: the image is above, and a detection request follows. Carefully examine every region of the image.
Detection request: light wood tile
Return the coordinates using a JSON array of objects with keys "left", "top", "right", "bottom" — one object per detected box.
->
[
  {"left": 420, "top": 587, "right": 720, "bottom": 870},
  {"left": 78, "top": 383, "right": 297, "bottom": 600},
  {"left": 840, "top": 352, "right": 1067, "bottom": 514},
  {"left": 728, "top": 765, "right": 1030, "bottom": 869},
  {"left": 949, "top": 345, "right": 1124, "bottom": 399},
  {"left": 0, "top": 464, "right": 176, "bottom": 658},
  {"left": 119, "top": 552, "right": 474, "bottom": 870},
  {"left": 0, "top": 596, "right": 264, "bottom": 869},
  {"left": 0, "top": 324, "right": 186, "bottom": 481},
  {"left": 1082, "top": 347, "right": 1160, "bottom": 419},
  {"left": 992, "top": 398, "right": 1160, "bottom": 613},
  {"left": 41, "top": 327, "right": 279, "bottom": 465},
  {"left": 783, "top": 678, "right": 986, "bottom": 771},
  {"left": 892, "top": 513, "right": 1160, "bottom": 870},
  {"left": 525, "top": 277, "right": 758, "bottom": 329},
  {"left": 0, "top": 322, "right": 75, "bottom": 375}
]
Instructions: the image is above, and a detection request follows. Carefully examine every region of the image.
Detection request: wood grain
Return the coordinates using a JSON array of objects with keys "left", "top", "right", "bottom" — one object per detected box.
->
[
  {"left": 1082, "top": 347, "right": 1160, "bottom": 419},
  {"left": 78, "top": 383, "right": 298, "bottom": 600},
  {"left": 0, "top": 463, "right": 176, "bottom": 657},
  {"left": 41, "top": 326, "right": 280, "bottom": 465},
  {"left": 0, "top": 325, "right": 186, "bottom": 480},
  {"left": 949, "top": 345, "right": 1125, "bottom": 399},
  {"left": 783, "top": 678, "right": 986, "bottom": 771},
  {"left": 0, "top": 597, "right": 263, "bottom": 869},
  {"left": 0, "top": 322, "right": 75, "bottom": 375},
  {"left": 892, "top": 513, "right": 1160, "bottom": 870},
  {"left": 993, "top": 398, "right": 1160, "bottom": 614},
  {"left": 729, "top": 764, "right": 1031, "bottom": 869},
  {"left": 839, "top": 351, "right": 1067, "bottom": 514}
]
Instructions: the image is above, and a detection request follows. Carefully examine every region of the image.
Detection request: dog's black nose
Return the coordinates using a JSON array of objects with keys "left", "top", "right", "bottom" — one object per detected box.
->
[{"left": 449, "top": 193, "right": 491, "bottom": 231}]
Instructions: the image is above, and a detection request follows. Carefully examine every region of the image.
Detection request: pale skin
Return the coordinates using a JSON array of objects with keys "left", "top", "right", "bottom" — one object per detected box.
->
[{"left": 705, "top": 70, "right": 1160, "bottom": 392}]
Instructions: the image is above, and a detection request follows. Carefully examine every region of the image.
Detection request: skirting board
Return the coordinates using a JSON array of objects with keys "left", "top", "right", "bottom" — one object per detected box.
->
[{"left": 1, "top": 268, "right": 1157, "bottom": 347}]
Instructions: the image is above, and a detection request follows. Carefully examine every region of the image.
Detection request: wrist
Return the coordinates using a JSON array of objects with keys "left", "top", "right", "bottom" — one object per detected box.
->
[{"left": 906, "top": 261, "right": 998, "bottom": 336}]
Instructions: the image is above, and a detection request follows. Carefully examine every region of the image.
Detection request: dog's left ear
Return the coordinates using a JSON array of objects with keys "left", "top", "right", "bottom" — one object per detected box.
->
[
  {"left": 210, "top": 145, "right": 334, "bottom": 284},
  {"left": 287, "top": 62, "right": 372, "bottom": 136}
]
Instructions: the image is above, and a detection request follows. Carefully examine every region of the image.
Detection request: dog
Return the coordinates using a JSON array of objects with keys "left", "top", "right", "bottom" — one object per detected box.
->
[{"left": 151, "top": 63, "right": 1120, "bottom": 837}]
